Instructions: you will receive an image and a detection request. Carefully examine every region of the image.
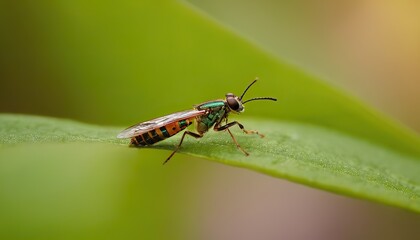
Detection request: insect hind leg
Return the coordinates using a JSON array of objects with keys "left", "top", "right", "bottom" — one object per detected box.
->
[{"left": 164, "top": 131, "right": 203, "bottom": 165}]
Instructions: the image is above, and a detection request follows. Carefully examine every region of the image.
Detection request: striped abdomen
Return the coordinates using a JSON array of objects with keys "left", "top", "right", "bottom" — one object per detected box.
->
[{"left": 130, "top": 118, "right": 193, "bottom": 146}]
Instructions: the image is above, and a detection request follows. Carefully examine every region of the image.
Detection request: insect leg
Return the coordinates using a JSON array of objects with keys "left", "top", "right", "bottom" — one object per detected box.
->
[
  {"left": 214, "top": 121, "right": 264, "bottom": 138},
  {"left": 164, "top": 131, "right": 203, "bottom": 165},
  {"left": 226, "top": 128, "right": 249, "bottom": 156},
  {"left": 213, "top": 121, "right": 263, "bottom": 156}
]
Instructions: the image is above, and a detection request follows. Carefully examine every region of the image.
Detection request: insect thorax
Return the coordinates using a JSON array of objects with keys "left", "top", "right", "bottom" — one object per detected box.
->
[{"left": 196, "top": 106, "right": 226, "bottom": 134}]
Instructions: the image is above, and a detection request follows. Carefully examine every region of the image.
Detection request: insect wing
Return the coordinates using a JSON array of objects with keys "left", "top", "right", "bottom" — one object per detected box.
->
[{"left": 117, "top": 109, "right": 206, "bottom": 138}]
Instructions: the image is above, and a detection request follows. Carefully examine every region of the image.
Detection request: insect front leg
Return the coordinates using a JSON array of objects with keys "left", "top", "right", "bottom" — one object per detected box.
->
[
  {"left": 164, "top": 131, "right": 203, "bottom": 165},
  {"left": 213, "top": 121, "right": 263, "bottom": 157},
  {"left": 214, "top": 121, "right": 265, "bottom": 138}
]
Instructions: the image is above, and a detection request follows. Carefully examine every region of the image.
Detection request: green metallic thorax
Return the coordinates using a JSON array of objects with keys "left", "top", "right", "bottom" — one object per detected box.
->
[
  {"left": 195, "top": 100, "right": 228, "bottom": 134},
  {"left": 198, "top": 100, "right": 225, "bottom": 109}
]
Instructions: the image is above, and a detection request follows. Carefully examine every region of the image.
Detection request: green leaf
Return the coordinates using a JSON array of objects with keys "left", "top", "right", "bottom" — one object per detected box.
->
[
  {"left": 1, "top": 113, "right": 419, "bottom": 213},
  {"left": 1, "top": 1, "right": 420, "bottom": 238}
]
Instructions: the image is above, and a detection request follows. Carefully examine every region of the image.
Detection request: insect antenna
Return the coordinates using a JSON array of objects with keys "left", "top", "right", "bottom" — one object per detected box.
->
[
  {"left": 239, "top": 78, "right": 258, "bottom": 100},
  {"left": 242, "top": 97, "right": 277, "bottom": 104}
]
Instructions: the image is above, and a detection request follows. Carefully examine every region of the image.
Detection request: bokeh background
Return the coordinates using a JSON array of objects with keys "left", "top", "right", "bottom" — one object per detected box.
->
[
  {"left": 190, "top": 0, "right": 420, "bottom": 132},
  {"left": 1, "top": 0, "right": 419, "bottom": 239}
]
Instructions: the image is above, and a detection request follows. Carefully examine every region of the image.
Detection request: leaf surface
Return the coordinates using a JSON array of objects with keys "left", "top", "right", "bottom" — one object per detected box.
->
[{"left": 1, "top": 114, "right": 419, "bottom": 213}]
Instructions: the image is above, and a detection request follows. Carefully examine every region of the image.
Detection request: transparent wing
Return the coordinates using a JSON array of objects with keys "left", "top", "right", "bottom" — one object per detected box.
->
[{"left": 117, "top": 109, "right": 206, "bottom": 138}]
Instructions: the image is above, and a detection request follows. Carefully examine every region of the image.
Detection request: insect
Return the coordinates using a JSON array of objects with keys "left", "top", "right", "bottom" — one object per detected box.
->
[{"left": 117, "top": 78, "right": 276, "bottom": 164}]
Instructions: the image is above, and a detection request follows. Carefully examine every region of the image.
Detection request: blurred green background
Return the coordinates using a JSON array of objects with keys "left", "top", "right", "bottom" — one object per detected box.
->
[{"left": 1, "top": 0, "right": 419, "bottom": 239}]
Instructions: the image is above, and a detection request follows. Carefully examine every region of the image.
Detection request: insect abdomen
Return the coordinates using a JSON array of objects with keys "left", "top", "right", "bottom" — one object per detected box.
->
[{"left": 131, "top": 118, "right": 193, "bottom": 146}]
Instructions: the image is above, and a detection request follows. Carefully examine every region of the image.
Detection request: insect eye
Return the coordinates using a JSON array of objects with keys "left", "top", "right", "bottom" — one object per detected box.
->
[{"left": 227, "top": 97, "right": 240, "bottom": 110}]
